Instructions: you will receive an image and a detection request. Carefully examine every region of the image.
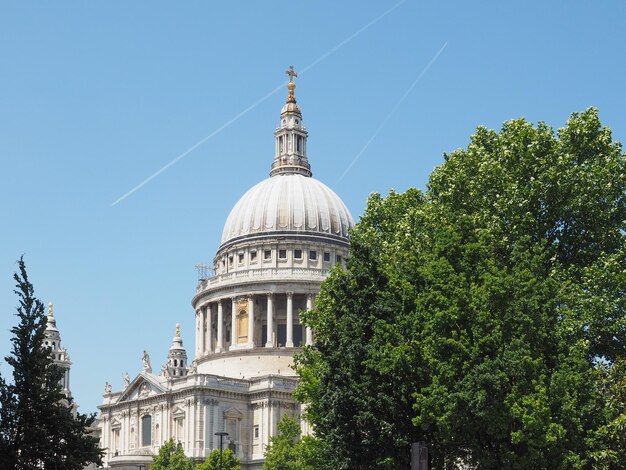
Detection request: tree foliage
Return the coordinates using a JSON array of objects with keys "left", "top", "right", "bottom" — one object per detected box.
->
[
  {"left": 0, "top": 257, "right": 102, "bottom": 470},
  {"left": 152, "top": 438, "right": 195, "bottom": 470},
  {"left": 196, "top": 447, "right": 241, "bottom": 470},
  {"left": 262, "top": 415, "right": 331, "bottom": 470},
  {"left": 295, "top": 109, "right": 626, "bottom": 469},
  {"left": 150, "top": 438, "right": 194, "bottom": 470}
]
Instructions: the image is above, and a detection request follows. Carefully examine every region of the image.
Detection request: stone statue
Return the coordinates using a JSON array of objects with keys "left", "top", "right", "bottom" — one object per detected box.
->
[
  {"left": 104, "top": 381, "right": 112, "bottom": 394},
  {"left": 142, "top": 350, "right": 152, "bottom": 373},
  {"left": 189, "top": 360, "right": 197, "bottom": 375},
  {"left": 123, "top": 372, "right": 130, "bottom": 388}
]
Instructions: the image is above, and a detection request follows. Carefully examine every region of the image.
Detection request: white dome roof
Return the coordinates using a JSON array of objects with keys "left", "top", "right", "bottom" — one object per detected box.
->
[{"left": 221, "top": 174, "right": 354, "bottom": 246}]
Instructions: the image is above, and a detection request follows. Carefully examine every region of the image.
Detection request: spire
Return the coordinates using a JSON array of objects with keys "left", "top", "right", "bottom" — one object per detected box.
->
[{"left": 270, "top": 66, "right": 312, "bottom": 177}]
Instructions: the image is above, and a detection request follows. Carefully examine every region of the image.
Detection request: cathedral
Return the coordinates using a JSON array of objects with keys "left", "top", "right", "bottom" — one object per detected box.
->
[{"left": 96, "top": 69, "right": 355, "bottom": 469}]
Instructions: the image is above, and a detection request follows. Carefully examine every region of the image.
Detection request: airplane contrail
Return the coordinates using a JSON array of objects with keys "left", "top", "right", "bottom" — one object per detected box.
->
[
  {"left": 112, "top": 0, "right": 406, "bottom": 206},
  {"left": 337, "top": 41, "right": 449, "bottom": 184}
]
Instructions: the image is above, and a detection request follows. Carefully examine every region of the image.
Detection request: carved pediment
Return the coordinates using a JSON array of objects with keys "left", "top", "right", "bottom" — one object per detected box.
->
[
  {"left": 117, "top": 373, "right": 166, "bottom": 403},
  {"left": 171, "top": 405, "right": 186, "bottom": 418},
  {"left": 224, "top": 406, "right": 244, "bottom": 420}
]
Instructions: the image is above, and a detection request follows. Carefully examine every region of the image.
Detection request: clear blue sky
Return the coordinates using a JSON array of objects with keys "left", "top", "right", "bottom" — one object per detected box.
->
[{"left": 1, "top": 1, "right": 625, "bottom": 413}]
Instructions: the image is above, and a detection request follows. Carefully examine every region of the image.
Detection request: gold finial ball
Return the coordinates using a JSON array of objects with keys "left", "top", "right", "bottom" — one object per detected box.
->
[{"left": 288, "top": 81, "right": 296, "bottom": 90}]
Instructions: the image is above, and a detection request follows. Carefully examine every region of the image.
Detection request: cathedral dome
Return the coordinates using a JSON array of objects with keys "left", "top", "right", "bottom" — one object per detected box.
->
[
  {"left": 220, "top": 173, "right": 354, "bottom": 247},
  {"left": 219, "top": 66, "right": 354, "bottom": 250}
]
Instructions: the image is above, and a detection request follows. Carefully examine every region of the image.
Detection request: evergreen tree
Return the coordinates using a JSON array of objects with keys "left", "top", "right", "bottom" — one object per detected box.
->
[
  {"left": 0, "top": 257, "right": 102, "bottom": 469},
  {"left": 295, "top": 109, "right": 626, "bottom": 469}
]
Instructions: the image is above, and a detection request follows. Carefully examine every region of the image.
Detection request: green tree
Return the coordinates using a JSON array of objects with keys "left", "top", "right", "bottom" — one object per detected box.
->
[
  {"left": 263, "top": 415, "right": 303, "bottom": 470},
  {"left": 262, "top": 415, "right": 332, "bottom": 470},
  {"left": 196, "top": 448, "right": 241, "bottom": 470},
  {"left": 295, "top": 109, "right": 626, "bottom": 469},
  {"left": 0, "top": 257, "right": 103, "bottom": 469},
  {"left": 152, "top": 438, "right": 195, "bottom": 470}
]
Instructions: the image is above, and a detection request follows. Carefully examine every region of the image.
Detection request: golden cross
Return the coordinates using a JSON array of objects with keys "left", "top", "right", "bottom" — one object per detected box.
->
[{"left": 285, "top": 65, "right": 298, "bottom": 82}]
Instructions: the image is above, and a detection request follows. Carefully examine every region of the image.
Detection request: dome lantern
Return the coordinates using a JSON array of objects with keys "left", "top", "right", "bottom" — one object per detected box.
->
[{"left": 270, "top": 66, "right": 311, "bottom": 177}]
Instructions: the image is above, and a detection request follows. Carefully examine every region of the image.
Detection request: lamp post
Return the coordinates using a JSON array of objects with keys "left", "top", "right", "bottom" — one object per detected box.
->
[{"left": 214, "top": 431, "right": 229, "bottom": 470}]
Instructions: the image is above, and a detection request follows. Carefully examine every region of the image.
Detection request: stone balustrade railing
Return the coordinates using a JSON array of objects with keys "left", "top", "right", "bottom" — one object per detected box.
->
[{"left": 196, "top": 267, "right": 329, "bottom": 293}]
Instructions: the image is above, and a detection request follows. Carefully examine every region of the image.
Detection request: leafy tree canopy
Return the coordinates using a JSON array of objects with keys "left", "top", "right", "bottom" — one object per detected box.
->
[
  {"left": 295, "top": 109, "right": 626, "bottom": 469},
  {"left": 0, "top": 257, "right": 103, "bottom": 469},
  {"left": 263, "top": 415, "right": 334, "bottom": 470},
  {"left": 152, "top": 438, "right": 195, "bottom": 470},
  {"left": 196, "top": 447, "right": 241, "bottom": 470}
]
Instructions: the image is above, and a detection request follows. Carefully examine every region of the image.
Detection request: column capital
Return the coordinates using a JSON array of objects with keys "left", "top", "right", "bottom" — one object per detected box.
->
[
  {"left": 266, "top": 292, "right": 274, "bottom": 298},
  {"left": 286, "top": 291, "right": 294, "bottom": 299}
]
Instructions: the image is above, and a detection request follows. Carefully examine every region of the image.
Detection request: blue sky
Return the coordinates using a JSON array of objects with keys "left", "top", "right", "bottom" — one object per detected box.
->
[{"left": 1, "top": 1, "right": 625, "bottom": 413}]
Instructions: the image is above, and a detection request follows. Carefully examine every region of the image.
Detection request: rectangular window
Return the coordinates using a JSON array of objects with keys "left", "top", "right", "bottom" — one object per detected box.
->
[
  {"left": 336, "top": 254, "right": 342, "bottom": 264},
  {"left": 309, "top": 250, "right": 317, "bottom": 260},
  {"left": 238, "top": 253, "right": 244, "bottom": 263},
  {"left": 175, "top": 418, "right": 184, "bottom": 442},
  {"left": 254, "top": 426, "right": 259, "bottom": 439},
  {"left": 141, "top": 415, "right": 152, "bottom": 447},
  {"left": 229, "top": 256, "right": 233, "bottom": 265},
  {"left": 323, "top": 252, "right": 331, "bottom": 262},
  {"left": 112, "top": 428, "right": 120, "bottom": 452},
  {"left": 294, "top": 249, "right": 302, "bottom": 259},
  {"left": 264, "top": 249, "right": 272, "bottom": 260},
  {"left": 250, "top": 251, "right": 257, "bottom": 261},
  {"left": 279, "top": 249, "right": 287, "bottom": 259}
]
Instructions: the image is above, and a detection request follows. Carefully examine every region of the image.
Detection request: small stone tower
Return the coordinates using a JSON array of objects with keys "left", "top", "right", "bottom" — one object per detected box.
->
[
  {"left": 166, "top": 323, "right": 188, "bottom": 378},
  {"left": 44, "top": 302, "right": 72, "bottom": 396}
]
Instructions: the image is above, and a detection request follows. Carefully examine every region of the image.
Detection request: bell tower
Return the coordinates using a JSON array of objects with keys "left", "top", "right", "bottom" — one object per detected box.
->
[
  {"left": 44, "top": 302, "right": 73, "bottom": 396},
  {"left": 166, "top": 323, "right": 188, "bottom": 378}
]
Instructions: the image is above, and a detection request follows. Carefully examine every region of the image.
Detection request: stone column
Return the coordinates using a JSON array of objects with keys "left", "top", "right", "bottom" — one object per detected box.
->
[
  {"left": 200, "top": 306, "right": 206, "bottom": 355},
  {"left": 216, "top": 301, "right": 224, "bottom": 353},
  {"left": 248, "top": 295, "right": 255, "bottom": 348},
  {"left": 286, "top": 292, "right": 294, "bottom": 347},
  {"left": 196, "top": 398, "right": 203, "bottom": 456},
  {"left": 205, "top": 399, "right": 215, "bottom": 450},
  {"left": 213, "top": 402, "right": 221, "bottom": 448},
  {"left": 265, "top": 293, "right": 274, "bottom": 347},
  {"left": 195, "top": 309, "right": 201, "bottom": 357},
  {"left": 305, "top": 294, "right": 314, "bottom": 346},
  {"left": 231, "top": 297, "right": 237, "bottom": 349},
  {"left": 206, "top": 304, "right": 213, "bottom": 354}
]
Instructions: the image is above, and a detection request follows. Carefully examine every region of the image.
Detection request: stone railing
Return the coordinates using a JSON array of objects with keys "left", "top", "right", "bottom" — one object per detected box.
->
[{"left": 196, "top": 267, "right": 329, "bottom": 292}]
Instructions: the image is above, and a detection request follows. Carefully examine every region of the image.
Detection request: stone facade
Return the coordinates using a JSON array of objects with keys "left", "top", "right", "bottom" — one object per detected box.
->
[{"left": 98, "top": 70, "right": 354, "bottom": 469}]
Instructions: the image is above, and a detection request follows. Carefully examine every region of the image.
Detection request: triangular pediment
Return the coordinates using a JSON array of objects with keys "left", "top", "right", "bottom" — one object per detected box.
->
[
  {"left": 117, "top": 372, "right": 166, "bottom": 402},
  {"left": 172, "top": 405, "right": 186, "bottom": 418},
  {"left": 224, "top": 406, "right": 244, "bottom": 419}
]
